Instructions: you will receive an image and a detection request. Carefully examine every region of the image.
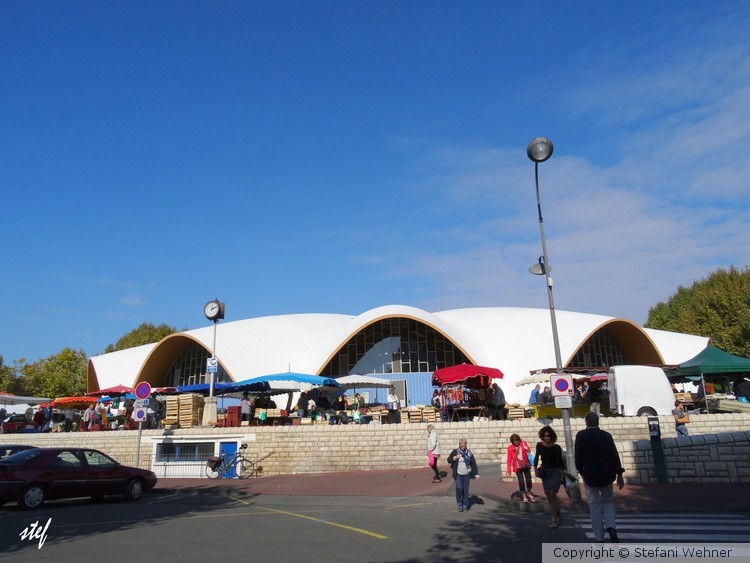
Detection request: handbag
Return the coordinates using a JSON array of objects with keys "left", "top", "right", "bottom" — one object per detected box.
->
[{"left": 563, "top": 472, "right": 577, "bottom": 498}]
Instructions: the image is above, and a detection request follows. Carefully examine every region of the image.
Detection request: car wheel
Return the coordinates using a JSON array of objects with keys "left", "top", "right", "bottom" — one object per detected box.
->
[
  {"left": 125, "top": 479, "right": 143, "bottom": 501},
  {"left": 20, "top": 484, "right": 46, "bottom": 510},
  {"left": 637, "top": 407, "right": 657, "bottom": 416}
]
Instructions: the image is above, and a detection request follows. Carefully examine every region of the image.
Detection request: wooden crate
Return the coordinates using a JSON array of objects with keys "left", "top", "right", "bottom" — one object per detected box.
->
[
  {"left": 507, "top": 407, "right": 526, "bottom": 420},
  {"left": 422, "top": 408, "right": 438, "bottom": 423}
]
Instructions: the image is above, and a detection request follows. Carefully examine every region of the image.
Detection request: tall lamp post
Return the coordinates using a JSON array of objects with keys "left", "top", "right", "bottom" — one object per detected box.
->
[
  {"left": 526, "top": 137, "right": 580, "bottom": 502},
  {"left": 202, "top": 299, "right": 225, "bottom": 426}
]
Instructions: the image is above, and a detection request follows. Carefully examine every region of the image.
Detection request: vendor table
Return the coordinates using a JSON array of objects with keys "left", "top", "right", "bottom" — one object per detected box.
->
[{"left": 449, "top": 406, "right": 486, "bottom": 422}]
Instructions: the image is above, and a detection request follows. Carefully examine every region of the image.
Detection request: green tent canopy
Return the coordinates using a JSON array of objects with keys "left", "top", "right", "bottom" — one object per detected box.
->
[{"left": 674, "top": 344, "right": 750, "bottom": 376}]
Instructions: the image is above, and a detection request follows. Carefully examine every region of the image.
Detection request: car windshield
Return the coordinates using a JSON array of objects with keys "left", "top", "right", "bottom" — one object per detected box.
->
[{"left": 0, "top": 448, "right": 43, "bottom": 464}]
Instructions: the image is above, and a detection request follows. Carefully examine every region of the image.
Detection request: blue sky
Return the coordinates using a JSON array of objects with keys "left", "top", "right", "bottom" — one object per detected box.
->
[{"left": 3, "top": 2, "right": 750, "bottom": 363}]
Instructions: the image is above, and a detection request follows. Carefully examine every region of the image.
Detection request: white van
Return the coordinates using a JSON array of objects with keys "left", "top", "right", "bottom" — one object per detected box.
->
[{"left": 606, "top": 365, "right": 675, "bottom": 416}]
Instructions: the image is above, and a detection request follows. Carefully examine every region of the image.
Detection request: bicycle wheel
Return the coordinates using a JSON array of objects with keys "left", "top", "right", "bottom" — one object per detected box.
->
[
  {"left": 237, "top": 457, "right": 257, "bottom": 479},
  {"left": 205, "top": 462, "right": 220, "bottom": 479}
]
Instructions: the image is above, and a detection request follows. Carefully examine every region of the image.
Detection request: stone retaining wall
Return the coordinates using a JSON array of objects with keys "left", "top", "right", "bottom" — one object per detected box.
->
[{"left": 10, "top": 413, "right": 750, "bottom": 484}]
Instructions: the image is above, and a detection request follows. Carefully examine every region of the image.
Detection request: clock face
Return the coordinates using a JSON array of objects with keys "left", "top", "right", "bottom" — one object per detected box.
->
[{"left": 204, "top": 301, "right": 220, "bottom": 318}]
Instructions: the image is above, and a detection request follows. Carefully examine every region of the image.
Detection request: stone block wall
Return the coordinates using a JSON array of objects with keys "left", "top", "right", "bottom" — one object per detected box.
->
[{"left": 10, "top": 413, "right": 750, "bottom": 483}]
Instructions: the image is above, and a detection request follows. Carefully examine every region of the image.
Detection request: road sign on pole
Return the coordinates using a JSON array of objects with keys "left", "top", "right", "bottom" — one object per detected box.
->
[
  {"left": 206, "top": 357, "right": 218, "bottom": 374},
  {"left": 135, "top": 382, "right": 152, "bottom": 399},
  {"left": 550, "top": 373, "right": 574, "bottom": 397}
]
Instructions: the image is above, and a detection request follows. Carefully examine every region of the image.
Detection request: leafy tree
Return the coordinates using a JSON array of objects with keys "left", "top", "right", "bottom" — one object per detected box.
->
[
  {"left": 0, "top": 355, "right": 25, "bottom": 395},
  {"left": 21, "top": 348, "right": 88, "bottom": 398},
  {"left": 104, "top": 322, "right": 177, "bottom": 353},
  {"left": 645, "top": 266, "right": 750, "bottom": 357}
]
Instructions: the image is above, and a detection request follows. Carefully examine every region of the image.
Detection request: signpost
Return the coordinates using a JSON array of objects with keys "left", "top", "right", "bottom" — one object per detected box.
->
[{"left": 134, "top": 382, "right": 152, "bottom": 467}]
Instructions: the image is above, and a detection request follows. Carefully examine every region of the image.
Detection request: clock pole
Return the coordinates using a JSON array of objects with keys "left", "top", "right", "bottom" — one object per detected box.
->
[{"left": 202, "top": 299, "right": 225, "bottom": 427}]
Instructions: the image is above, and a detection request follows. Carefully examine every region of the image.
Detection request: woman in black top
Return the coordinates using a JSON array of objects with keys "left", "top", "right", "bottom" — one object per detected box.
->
[{"left": 534, "top": 425, "right": 564, "bottom": 528}]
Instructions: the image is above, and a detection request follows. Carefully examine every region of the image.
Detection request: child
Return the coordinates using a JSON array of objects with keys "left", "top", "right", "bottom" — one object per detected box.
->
[{"left": 506, "top": 433, "right": 535, "bottom": 503}]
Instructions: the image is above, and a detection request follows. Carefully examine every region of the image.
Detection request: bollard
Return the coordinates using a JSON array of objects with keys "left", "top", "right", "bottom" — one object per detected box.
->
[{"left": 647, "top": 416, "right": 668, "bottom": 483}]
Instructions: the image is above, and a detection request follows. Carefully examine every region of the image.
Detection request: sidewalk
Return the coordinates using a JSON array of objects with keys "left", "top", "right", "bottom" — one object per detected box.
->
[{"left": 155, "top": 464, "right": 750, "bottom": 514}]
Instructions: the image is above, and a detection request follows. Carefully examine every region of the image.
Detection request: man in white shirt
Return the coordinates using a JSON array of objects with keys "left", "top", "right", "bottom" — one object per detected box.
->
[{"left": 386, "top": 388, "right": 401, "bottom": 423}]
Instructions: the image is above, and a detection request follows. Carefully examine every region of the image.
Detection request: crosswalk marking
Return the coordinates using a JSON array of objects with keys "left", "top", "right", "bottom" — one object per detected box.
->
[{"left": 571, "top": 512, "right": 750, "bottom": 542}]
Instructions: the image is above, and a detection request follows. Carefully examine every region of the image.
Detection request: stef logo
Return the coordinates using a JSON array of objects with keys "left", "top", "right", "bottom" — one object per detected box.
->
[{"left": 19, "top": 517, "right": 51, "bottom": 549}]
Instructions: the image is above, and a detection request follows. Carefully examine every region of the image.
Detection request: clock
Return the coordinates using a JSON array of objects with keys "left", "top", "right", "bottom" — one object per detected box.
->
[{"left": 204, "top": 300, "right": 224, "bottom": 321}]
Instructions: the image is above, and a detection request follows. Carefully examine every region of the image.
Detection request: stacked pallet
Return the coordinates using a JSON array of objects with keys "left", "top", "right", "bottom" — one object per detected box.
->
[
  {"left": 178, "top": 393, "right": 204, "bottom": 428},
  {"left": 422, "top": 407, "right": 438, "bottom": 423},
  {"left": 165, "top": 396, "right": 180, "bottom": 427}
]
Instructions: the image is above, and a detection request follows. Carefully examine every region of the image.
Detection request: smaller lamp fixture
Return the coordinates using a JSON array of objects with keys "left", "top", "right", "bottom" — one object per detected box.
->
[{"left": 528, "top": 256, "right": 551, "bottom": 276}]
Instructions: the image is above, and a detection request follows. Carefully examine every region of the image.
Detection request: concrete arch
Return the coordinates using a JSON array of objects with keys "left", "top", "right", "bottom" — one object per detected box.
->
[
  {"left": 567, "top": 318, "right": 665, "bottom": 367},
  {"left": 317, "top": 312, "right": 477, "bottom": 375},
  {"left": 133, "top": 334, "right": 232, "bottom": 388}
]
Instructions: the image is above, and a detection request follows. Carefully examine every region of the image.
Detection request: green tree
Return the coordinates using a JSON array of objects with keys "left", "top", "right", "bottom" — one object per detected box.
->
[
  {"left": 645, "top": 266, "right": 750, "bottom": 357},
  {"left": 21, "top": 348, "right": 88, "bottom": 398},
  {"left": 104, "top": 322, "right": 177, "bottom": 353},
  {"left": 0, "top": 355, "right": 25, "bottom": 395}
]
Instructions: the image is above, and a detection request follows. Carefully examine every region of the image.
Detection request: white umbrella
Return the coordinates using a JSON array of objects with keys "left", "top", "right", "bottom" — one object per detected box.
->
[
  {"left": 0, "top": 394, "right": 52, "bottom": 406},
  {"left": 515, "top": 374, "right": 550, "bottom": 387},
  {"left": 335, "top": 374, "right": 395, "bottom": 390}
]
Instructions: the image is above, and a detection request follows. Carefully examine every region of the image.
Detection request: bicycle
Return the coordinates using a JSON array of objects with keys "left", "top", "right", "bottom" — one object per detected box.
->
[{"left": 205, "top": 445, "right": 274, "bottom": 479}]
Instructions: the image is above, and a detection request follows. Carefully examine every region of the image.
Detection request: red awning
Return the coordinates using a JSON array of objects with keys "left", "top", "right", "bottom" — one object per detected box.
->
[{"left": 432, "top": 364, "right": 503, "bottom": 387}]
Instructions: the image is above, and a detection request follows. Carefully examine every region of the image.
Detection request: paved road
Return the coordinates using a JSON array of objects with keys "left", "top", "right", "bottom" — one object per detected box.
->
[
  {"left": 0, "top": 490, "right": 587, "bottom": 562},
  {"left": 570, "top": 512, "right": 750, "bottom": 543}
]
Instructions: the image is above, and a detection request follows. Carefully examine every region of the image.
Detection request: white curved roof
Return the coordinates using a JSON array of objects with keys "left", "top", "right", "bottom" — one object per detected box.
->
[{"left": 89, "top": 305, "right": 709, "bottom": 406}]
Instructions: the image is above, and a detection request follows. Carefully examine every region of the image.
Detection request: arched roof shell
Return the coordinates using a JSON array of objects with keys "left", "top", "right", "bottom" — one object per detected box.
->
[{"left": 88, "top": 305, "right": 709, "bottom": 405}]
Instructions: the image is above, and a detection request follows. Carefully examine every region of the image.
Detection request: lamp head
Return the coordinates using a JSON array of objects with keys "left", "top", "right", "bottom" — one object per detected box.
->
[{"left": 527, "top": 137, "right": 554, "bottom": 163}]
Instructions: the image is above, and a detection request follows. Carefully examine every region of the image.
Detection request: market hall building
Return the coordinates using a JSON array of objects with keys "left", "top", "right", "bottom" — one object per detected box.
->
[{"left": 87, "top": 305, "right": 709, "bottom": 407}]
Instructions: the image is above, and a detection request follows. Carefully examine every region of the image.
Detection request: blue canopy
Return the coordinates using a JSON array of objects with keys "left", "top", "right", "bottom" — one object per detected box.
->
[
  {"left": 175, "top": 381, "right": 236, "bottom": 395},
  {"left": 175, "top": 373, "right": 340, "bottom": 395},
  {"left": 227, "top": 372, "right": 341, "bottom": 393}
]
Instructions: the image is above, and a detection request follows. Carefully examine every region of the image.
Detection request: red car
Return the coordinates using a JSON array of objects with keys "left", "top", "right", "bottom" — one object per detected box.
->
[
  {"left": 1, "top": 413, "right": 37, "bottom": 434},
  {"left": 0, "top": 447, "right": 158, "bottom": 509},
  {"left": 0, "top": 445, "right": 37, "bottom": 460}
]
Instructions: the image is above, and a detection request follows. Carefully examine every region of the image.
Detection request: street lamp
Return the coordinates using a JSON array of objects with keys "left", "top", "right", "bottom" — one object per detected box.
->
[{"left": 526, "top": 137, "right": 581, "bottom": 502}]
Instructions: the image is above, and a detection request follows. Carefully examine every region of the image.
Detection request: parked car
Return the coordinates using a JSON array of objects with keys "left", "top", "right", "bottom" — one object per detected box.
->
[
  {"left": 1, "top": 413, "right": 37, "bottom": 434},
  {"left": 0, "top": 447, "right": 158, "bottom": 509},
  {"left": 0, "top": 445, "right": 37, "bottom": 460}
]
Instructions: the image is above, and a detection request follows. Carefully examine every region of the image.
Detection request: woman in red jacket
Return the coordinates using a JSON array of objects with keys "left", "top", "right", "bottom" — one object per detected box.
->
[{"left": 506, "top": 433, "right": 536, "bottom": 503}]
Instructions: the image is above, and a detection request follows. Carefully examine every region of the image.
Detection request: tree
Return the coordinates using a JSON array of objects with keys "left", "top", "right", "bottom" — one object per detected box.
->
[
  {"left": 645, "top": 266, "right": 750, "bottom": 357},
  {"left": 21, "top": 348, "right": 88, "bottom": 398},
  {"left": 0, "top": 355, "right": 25, "bottom": 395},
  {"left": 104, "top": 322, "right": 177, "bottom": 353}
]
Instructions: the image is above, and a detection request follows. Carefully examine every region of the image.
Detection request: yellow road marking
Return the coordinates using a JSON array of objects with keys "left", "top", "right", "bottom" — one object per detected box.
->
[
  {"left": 257, "top": 506, "right": 388, "bottom": 539},
  {"left": 227, "top": 494, "right": 252, "bottom": 505},
  {"left": 383, "top": 502, "right": 432, "bottom": 510}
]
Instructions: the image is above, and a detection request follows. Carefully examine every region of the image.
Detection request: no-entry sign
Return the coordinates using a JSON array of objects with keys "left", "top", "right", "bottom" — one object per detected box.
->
[
  {"left": 135, "top": 382, "right": 152, "bottom": 399},
  {"left": 550, "top": 374, "right": 574, "bottom": 397}
]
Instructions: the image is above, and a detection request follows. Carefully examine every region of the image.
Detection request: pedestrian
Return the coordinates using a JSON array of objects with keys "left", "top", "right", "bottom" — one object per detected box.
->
[
  {"left": 63, "top": 408, "right": 74, "bottom": 432},
  {"left": 426, "top": 424, "right": 441, "bottom": 483},
  {"left": 534, "top": 425, "right": 564, "bottom": 527},
  {"left": 240, "top": 391, "right": 252, "bottom": 423},
  {"left": 528, "top": 384, "right": 540, "bottom": 406},
  {"left": 506, "top": 433, "right": 535, "bottom": 503},
  {"left": 447, "top": 438, "right": 480, "bottom": 512},
  {"left": 574, "top": 412, "right": 625, "bottom": 543},
  {"left": 588, "top": 382, "right": 602, "bottom": 415},
  {"left": 672, "top": 399, "right": 690, "bottom": 437},
  {"left": 386, "top": 387, "right": 401, "bottom": 423},
  {"left": 491, "top": 382, "right": 506, "bottom": 420}
]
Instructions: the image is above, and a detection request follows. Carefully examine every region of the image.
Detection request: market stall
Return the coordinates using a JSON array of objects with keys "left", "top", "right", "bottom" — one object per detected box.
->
[{"left": 432, "top": 364, "right": 502, "bottom": 422}]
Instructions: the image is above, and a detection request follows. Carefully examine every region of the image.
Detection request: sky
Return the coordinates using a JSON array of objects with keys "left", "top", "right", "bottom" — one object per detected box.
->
[{"left": 3, "top": 1, "right": 750, "bottom": 363}]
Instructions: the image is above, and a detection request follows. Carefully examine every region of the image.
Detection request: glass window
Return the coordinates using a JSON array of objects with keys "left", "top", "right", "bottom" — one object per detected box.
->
[
  {"left": 320, "top": 318, "right": 469, "bottom": 377},
  {"left": 156, "top": 442, "right": 214, "bottom": 462}
]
